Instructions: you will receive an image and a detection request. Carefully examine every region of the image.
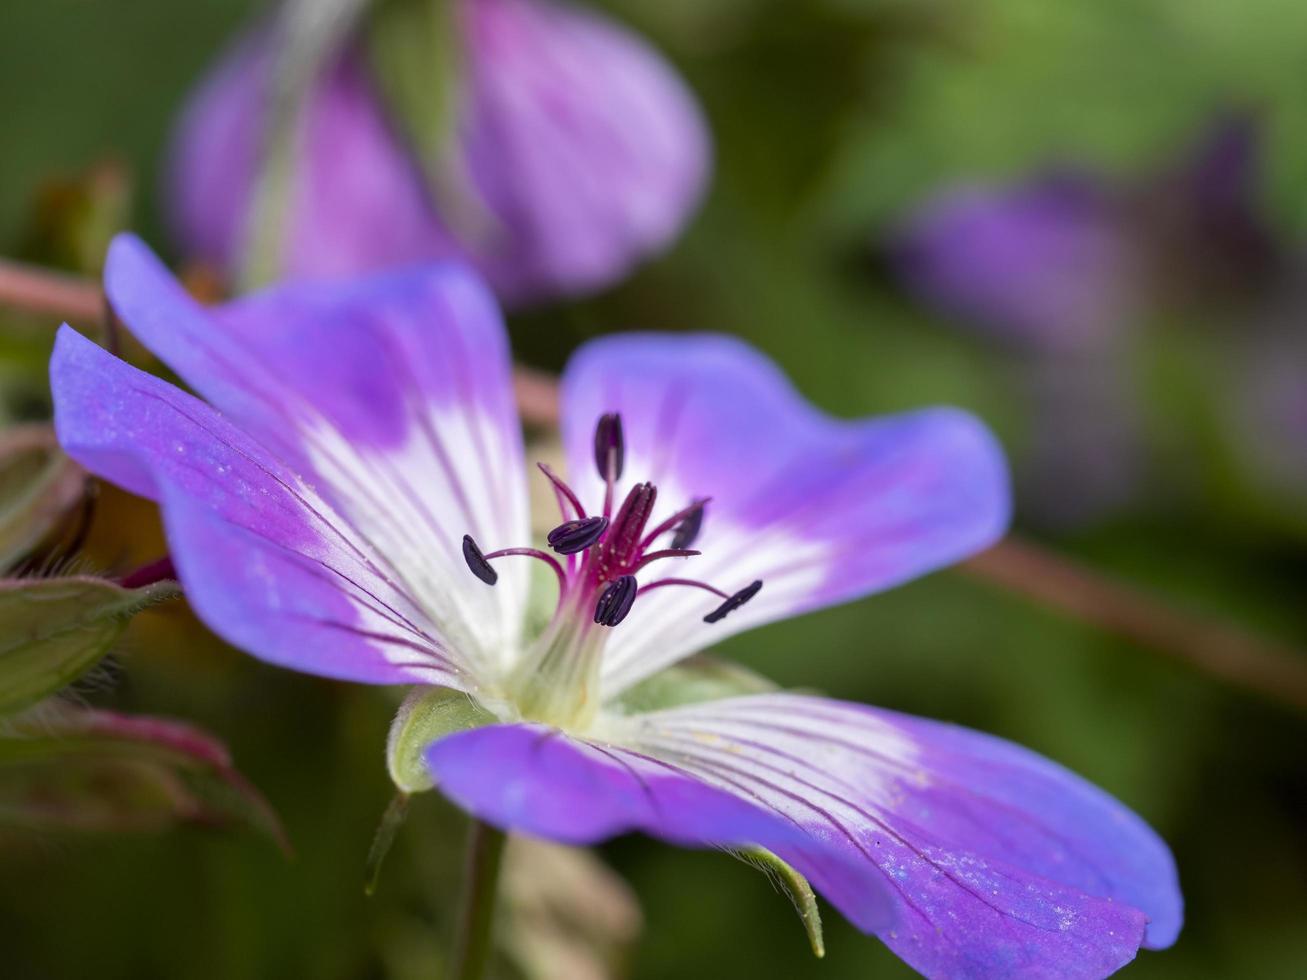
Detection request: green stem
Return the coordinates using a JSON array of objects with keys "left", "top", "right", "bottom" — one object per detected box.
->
[{"left": 450, "top": 819, "right": 507, "bottom": 980}]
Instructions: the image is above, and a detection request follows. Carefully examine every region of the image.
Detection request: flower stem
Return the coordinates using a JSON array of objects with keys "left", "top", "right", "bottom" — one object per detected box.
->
[{"left": 450, "top": 819, "right": 507, "bottom": 980}]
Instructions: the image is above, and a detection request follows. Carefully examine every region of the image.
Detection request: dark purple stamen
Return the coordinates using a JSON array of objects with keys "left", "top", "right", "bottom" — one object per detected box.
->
[
  {"left": 462, "top": 534, "right": 498, "bottom": 585},
  {"left": 593, "top": 412, "right": 625, "bottom": 481},
  {"left": 704, "top": 580, "right": 763, "bottom": 624},
  {"left": 547, "top": 516, "right": 610, "bottom": 555},
  {"left": 669, "top": 502, "right": 706, "bottom": 550},
  {"left": 593, "top": 574, "right": 638, "bottom": 627}
]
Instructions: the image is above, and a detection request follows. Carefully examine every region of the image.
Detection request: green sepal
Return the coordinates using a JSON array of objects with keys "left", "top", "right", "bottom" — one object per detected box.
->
[
  {"left": 364, "top": 790, "right": 409, "bottom": 895},
  {"left": 0, "top": 576, "right": 179, "bottom": 718},
  {"left": 732, "top": 847, "right": 825, "bottom": 958},
  {"left": 613, "top": 655, "right": 779, "bottom": 715},
  {"left": 365, "top": 0, "right": 461, "bottom": 169},
  {"left": 386, "top": 686, "right": 498, "bottom": 793},
  {"left": 0, "top": 707, "right": 288, "bottom": 850},
  {"left": 0, "top": 425, "right": 87, "bottom": 572},
  {"left": 364, "top": 0, "right": 495, "bottom": 241}
]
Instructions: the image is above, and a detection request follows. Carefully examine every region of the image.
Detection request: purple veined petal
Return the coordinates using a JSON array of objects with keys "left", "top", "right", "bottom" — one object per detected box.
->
[
  {"left": 426, "top": 697, "right": 1177, "bottom": 978},
  {"left": 559, "top": 333, "right": 1011, "bottom": 697},
  {"left": 424, "top": 721, "right": 897, "bottom": 933},
  {"left": 620, "top": 693, "right": 1180, "bottom": 975},
  {"left": 891, "top": 172, "right": 1138, "bottom": 353},
  {"left": 102, "top": 235, "right": 531, "bottom": 675},
  {"left": 49, "top": 326, "right": 471, "bottom": 688},
  {"left": 460, "top": 0, "right": 711, "bottom": 303}
]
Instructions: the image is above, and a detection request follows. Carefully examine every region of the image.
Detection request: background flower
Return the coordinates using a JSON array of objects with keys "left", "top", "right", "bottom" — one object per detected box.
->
[{"left": 166, "top": 0, "right": 711, "bottom": 303}]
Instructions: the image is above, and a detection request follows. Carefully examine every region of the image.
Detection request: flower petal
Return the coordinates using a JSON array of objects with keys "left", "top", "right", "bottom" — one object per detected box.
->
[
  {"left": 425, "top": 722, "right": 895, "bottom": 932},
  {"left": 622, "top": 693, "right": 1181, "bottom": 973},
  {"left": 103, "top": 235, "right": 531, "bottom": 675},
  {"left": 426, "top": 697, "right": 1174, "bottom": 978},
  {"left": 462, "top": 0, "right": 711, "bottom": 301},
  {"left": 50, "top": 326, "right": 471, "bottom": 689},
  {"left": 559, "top": 333, "right": 1010, "bottom": 696}
]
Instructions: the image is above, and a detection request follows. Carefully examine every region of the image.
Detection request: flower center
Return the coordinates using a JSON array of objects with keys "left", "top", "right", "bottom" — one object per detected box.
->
[{"left": 461, "top": 413, "right": 762, "bottom": 728}]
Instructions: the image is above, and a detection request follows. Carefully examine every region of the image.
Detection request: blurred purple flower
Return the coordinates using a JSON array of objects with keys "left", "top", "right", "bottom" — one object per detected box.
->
[
  {"left": 167, "top": 0, "right": 711, "bottom": 303},
  {"left": 893, "top": 172, "right": 1138, "bottom": 352},
  {"left": 51, "top": 234, "right": 1180, "bottom": 976},
  {"left": 891, "top": 114, "right": 1289, "bottom": 527},
  {"left": 891, "top": 114, "right": 1279, "bottom": 353}
]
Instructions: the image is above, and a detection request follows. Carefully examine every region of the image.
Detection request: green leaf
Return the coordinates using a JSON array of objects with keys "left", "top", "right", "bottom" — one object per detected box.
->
[
  {"left": 613, "top": 655, "right": 779, "bottom": 715},
  {"left": 0, "top": 708, "right": 288, "bottom": 849},
  {"left": 0, "top": 576, "right": 179, "bottom": 717},
  {"left": 0, "top": 425, "right": 86, "bottom": 571},
  {"left": 732, "top": 847, "right": 825, "bottom": 958},
  {"left": 386, "top": 686, "right": 497, "bottom": 793}
]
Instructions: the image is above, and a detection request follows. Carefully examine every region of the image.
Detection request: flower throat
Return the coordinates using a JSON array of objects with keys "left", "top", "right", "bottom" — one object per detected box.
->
[{"left": 461, "top": 413, "right": 761, "bottom": 728}]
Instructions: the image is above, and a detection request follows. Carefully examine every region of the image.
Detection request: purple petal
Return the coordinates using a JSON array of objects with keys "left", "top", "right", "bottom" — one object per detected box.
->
[
  {"left": 165, "top": 0, "right": 709, "bottom": 303},
  {"left": 427, "top": 697, "right": 1178, "bottom": 978},
  {"left": 559, "top": 333, "right": 1011, "bottom": 695},
  {"left": 425, "top": 722, "right": 896, "bottom": 932},
  {"left": 50, "top": 327, "right": 463, "bottom": 687},
  {"left": 103, "top": 234, "right": 531, "bottom": 671},
  {"left": 892, "top": 173, "right": 1137, "bottom": 352},
  {"left": 627, "top": 694, "right": 1179, "bottom": 973},
  {"left": 460, "top": 0, "right": 711, "bottom": 302}
]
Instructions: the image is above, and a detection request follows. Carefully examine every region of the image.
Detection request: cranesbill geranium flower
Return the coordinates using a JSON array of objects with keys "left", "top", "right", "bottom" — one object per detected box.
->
[
  {"left": 167, "top": 0, "right": 710, "bottom": 303},
  {"left": 51, "top": 234, "right": 1181, "bottom": 978}
]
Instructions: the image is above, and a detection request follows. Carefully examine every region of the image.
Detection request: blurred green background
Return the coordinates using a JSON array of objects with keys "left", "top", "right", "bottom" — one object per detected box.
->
[{"left": 1, "top": 0, "right": 1305, "bottom": 977}]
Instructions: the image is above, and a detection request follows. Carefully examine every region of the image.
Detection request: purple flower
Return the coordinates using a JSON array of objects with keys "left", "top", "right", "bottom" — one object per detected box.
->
[
  {"left": 167, "top": 0, "right": 710, "bottom": 303},
  {"left": 892, "top": 172, "right": 1138, "bottom": 353},
  {"left": 892, "top": 114, "right": 1279, "bottom": 353},
  {"left": 51, "top": 234, "right": 1180, "bottom": 977}
]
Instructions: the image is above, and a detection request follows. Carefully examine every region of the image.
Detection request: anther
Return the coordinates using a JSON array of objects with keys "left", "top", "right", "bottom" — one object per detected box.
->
[
  {"left": 461, "top": 534, "right": 498, "bottom": 585},
  {"left": 670, "top": 501, "right": 706, "bottom": 550},
  {"left": 593, "top": 574, "right": 638, "bottom": 627},
  {"left": 593, "top": 412, "right": 625, "bottom": 481},
  {"left": 546, "top": 516, "right": 609, "bottom": 555},
  {"left": 704, "top": 580, "right": 763, "bottom": 623}
]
